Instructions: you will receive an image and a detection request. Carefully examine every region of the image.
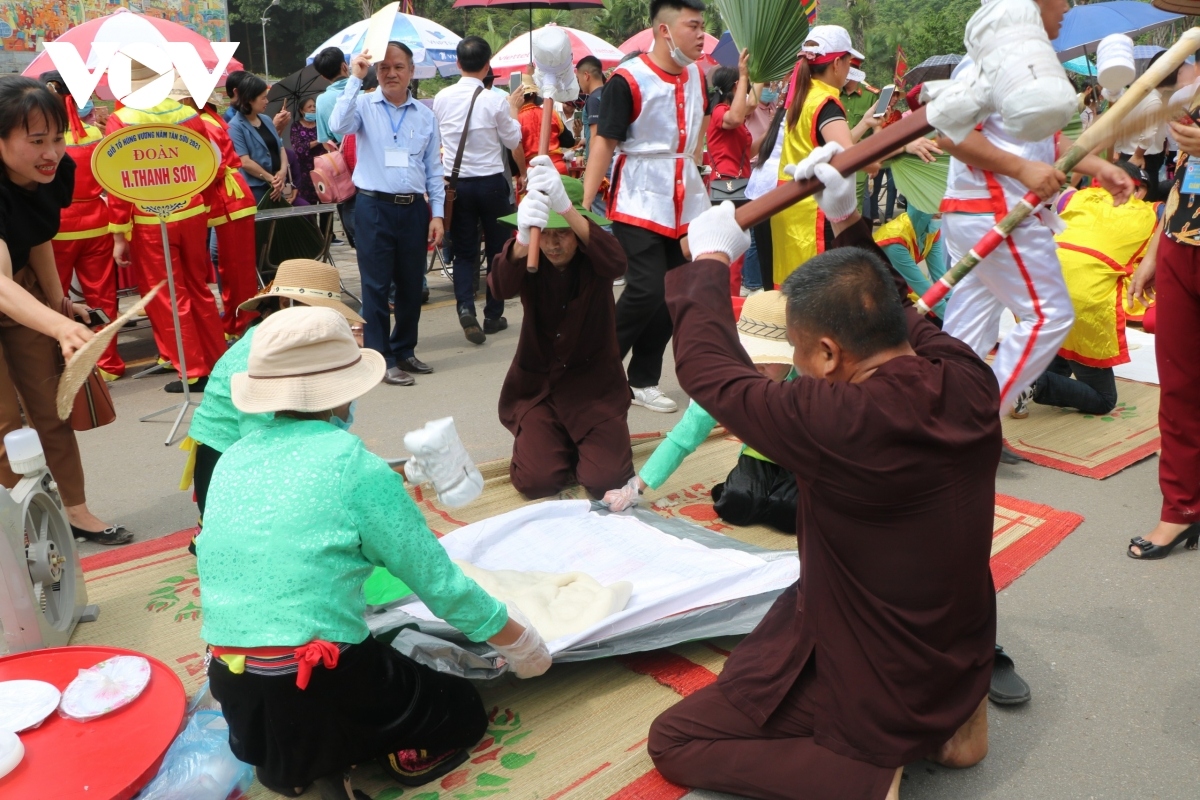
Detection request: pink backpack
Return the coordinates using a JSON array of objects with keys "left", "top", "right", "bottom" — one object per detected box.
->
[{"left": 311, "top": 148, "right": 356, "bottom": 203}]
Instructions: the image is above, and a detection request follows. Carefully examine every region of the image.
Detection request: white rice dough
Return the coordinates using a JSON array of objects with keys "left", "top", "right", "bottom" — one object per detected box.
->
[{"left": 456, "top": 561, "right": 633, "bottom": 642}]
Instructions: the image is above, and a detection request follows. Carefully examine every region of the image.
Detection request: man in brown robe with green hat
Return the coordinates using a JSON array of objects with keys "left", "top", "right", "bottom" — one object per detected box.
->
[{"left": 489, "top": 157, "right": 635, "bottom": 499}]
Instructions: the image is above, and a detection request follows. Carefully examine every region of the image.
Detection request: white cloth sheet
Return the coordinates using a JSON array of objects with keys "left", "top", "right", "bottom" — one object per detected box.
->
[{"left": 400, "top": 501, "right": 800, "bottom": 654}]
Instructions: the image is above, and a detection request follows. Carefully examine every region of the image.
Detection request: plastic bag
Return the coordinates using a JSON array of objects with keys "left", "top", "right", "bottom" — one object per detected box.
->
[{"left": 135, "top": 685, "right": 252, "bottom": 800}]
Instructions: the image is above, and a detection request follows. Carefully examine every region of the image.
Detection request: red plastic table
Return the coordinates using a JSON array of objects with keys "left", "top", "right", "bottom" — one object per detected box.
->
[{"left": 0, "top": 645, "right": 186, "bottom": 800}]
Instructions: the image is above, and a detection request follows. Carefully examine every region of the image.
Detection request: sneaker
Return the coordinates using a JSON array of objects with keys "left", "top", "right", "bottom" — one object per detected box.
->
[
  {"left": 739, "top": 285, "right": 764, "bottom": 297},
  {"left": 631, "top": 386, "right": 678, "bottom": 413},
  {"left": 1010, "top": 388, "right": 1033, "bottom": 420},
  {"left": 380, "top": 748, "right": 469, "bottom": 787},
  {"left": 98, "top": 368, "right": 122, "bottom": 382},
  {"left": 613, "top": 276, "right": 626, "bottom": 286}
]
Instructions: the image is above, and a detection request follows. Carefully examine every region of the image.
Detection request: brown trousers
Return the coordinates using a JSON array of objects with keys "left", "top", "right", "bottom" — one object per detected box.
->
[
  {"left": 0, "top": 268, "right": 86, "bottom": 505},
  {"left": 648, "top": 665, "right": 896, "bottom": 800},
  {"left": 509, "top": 400, "right": 634, "bottom": 500}
]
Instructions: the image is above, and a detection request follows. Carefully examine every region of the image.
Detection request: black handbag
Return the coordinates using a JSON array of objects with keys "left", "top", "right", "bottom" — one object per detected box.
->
[
  {"left": 709, "top": 176, "right": 750, "bottom": 204},
  {"left": 709, "top": 150, "right": 750, "bottom": 205}
]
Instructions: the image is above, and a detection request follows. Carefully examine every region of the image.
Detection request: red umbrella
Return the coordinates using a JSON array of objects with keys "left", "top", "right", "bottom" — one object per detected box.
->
[
  {"left": 618, "top": 27, "right": 719, "bottom": 57},
  {"left": 22, "top": 8, "right": 244, "bottom": 101},
  {"left": 490, "top": 25, "right": 622, "bottom": 80},
  {"left": 452, "top": 0, "right": 605, "bottom": 72}
]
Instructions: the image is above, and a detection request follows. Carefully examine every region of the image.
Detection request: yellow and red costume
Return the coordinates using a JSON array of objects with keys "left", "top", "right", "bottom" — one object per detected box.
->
[
  {"left": 53, "top": 114, "right": 123, "bottom": 377},
  {"left": 106, "top": 100, "right": 225, "bottom": 379},
  {"left": 518, "top": 100, "right": 568, "bottom": 174},
  {"left": 1054, "top": 187, "right": 1159, "bottom": 368},
  {"left": 771, "top": 78, "right": 844, "bottom": 286},
  {"left": 198, "top": 106, "right": 259, "bottom": 338}
]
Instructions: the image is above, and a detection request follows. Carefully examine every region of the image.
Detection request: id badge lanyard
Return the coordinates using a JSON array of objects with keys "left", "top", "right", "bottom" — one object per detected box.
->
[{"left": 385, "top": 103, "right": 412, "bottom": 169}]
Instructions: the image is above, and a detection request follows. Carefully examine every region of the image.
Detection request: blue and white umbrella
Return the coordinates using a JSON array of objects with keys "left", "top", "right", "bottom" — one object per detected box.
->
[{"left": 307, "top": 13, "right": 462, "bottom": 79}]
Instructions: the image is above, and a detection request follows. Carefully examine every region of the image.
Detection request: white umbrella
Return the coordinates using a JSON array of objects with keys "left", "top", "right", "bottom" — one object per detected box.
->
[
  {"left": 490, "top": 24, "right": 623, "bottom": 80},
  {"left": 306, "top": 12, "right": 462, "bottom": 79}
]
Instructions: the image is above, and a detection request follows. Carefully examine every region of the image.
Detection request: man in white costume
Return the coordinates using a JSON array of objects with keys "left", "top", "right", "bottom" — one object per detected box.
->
[
  {"left": 582, "top": 0, "right": 711, "bottom": 413},
  {"left": 939, "top": 0, "right": 1133, "bottom": 457}
]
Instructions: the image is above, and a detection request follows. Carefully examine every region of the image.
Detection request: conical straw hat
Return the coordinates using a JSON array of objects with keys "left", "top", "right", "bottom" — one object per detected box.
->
[{"left": 56, "top": 283, "right": 164, "bottom": 420}]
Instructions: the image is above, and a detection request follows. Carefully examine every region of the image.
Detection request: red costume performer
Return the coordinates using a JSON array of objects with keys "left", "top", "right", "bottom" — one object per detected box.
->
[
  {"left": 197, "top": 105, "right": 259, "bottom": 338},
  {"left": 106, "top": 98, "right": 225, "bottom": 380},
  {"left": 53, "top": 111, "right": 123, "bottom": 378}
]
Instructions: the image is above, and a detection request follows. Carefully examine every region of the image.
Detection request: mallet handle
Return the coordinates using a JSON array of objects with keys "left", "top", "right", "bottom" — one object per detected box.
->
[{"left": 526, "top": 99, "right": 557, "bottom": 273}]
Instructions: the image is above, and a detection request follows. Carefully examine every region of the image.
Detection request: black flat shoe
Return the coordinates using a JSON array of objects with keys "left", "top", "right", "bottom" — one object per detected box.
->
[
  {"left": 1000, "top": 443, "right": 1026, "bottom": 465},
  {"left": 72, "top": 524, "right": 133, "bottom": 546},
  {"left": 165, "top": 376, "right": 208, "bottom": 394},
  {"left": 1128, "top": 523, "right": 1200, "bottom": 560},
  {"left": 989, "top": 644, "right": 1031, "bottom": 705}
]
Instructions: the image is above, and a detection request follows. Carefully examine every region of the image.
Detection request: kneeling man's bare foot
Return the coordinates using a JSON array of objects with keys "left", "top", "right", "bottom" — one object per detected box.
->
[
  {"left": 885, "top": 766, "right": 903, "bottom": 800},
  {"left": 932, "top": 697, "right": 988, "bottom": 768}
]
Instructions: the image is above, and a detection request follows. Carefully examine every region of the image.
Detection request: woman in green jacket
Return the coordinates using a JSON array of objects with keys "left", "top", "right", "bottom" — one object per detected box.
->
[{"left": 198, "top": 306, "right": 550, "bottom": 796}]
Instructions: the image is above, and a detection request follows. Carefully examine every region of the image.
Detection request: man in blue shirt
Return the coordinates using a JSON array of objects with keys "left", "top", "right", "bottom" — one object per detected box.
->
[{"left": 330, "top": 41, "right": 446, "bottom": 387}]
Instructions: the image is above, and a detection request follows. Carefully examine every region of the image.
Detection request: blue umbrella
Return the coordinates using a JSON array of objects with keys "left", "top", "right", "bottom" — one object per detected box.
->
[
  {"left": 306, "top": 13, "right": 462, "bottom": 79},
  {"left": 1063, "top": 56, "right": 1097, "bottom": 77},
  {"left": 711, "top": 31, "right": 738, "bottom": 68},
  {"left": 1051, "top": 1, "right": 1182, "bottom": 61}
]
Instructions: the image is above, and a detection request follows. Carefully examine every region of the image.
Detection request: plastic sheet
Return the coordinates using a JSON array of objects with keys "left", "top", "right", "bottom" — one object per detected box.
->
[
  {"left": 368, "top": 506, "right": 798, "bottom": 679},
  {"left": 135, "top": 685, "right": 253, "bottom": 800}
]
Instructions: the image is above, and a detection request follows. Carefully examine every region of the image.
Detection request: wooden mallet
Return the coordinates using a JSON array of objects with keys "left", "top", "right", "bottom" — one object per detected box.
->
[{"left": 526, "top": 26, "right": 579, "bottom": 272}]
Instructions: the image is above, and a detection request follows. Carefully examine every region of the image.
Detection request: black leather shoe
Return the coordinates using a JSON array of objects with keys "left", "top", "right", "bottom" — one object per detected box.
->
[
  {"left": 459, "top": 305, "right": 485, "bottom": 345},
  {"left": 1000, "top": 443, "right": 1026, "bottom": 465},
  {"left": 400, "top": 357, "right": 433, "bottom": 374},
  {"left": 165, "top": 376, "right": 207, "bottom": 393},
  {"left": 483, "top": 316, "right": 508, "bottom": 334},
  {"left": 383, "top": 367, "right": 415, "bottom": 386}
]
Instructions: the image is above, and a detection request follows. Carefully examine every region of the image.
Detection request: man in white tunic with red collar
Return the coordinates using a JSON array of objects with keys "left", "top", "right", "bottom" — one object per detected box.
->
[{"left": 582, "top": 0, "right": 711, "bottom": 414}]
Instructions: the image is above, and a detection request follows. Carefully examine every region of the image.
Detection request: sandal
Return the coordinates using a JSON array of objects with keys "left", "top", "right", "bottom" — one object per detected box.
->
[
  {"left": 989, "top": 645, "right": 1031, "bottom": 706},
  {"left": 71, "top": 524, "right": 133, "bottom": 546},
  {"left": 1128, "top": 523, "right": 1200, "bottom": 560}
]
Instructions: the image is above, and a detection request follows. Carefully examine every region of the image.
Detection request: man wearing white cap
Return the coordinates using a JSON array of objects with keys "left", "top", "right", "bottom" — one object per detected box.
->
[{"left": 937, "top": 0, "right": 1133, "bottom": 449}]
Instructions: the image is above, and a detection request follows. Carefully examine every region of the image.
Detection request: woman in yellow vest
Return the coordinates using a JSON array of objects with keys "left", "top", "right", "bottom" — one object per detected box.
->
[
  {"left": 1032, "top": 163, "right": 1159, "bottom": 415},
  {"left": 771, "top": 26, "right": 876, "bottom": 286},
  {"left": 874, "top": 208, "right": 946, "bottom": 318}
]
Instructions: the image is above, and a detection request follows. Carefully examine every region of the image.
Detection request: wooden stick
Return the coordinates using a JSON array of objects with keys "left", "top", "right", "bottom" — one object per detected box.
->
[
  {"left": 526, "top": 98, "right": 556, "bottom": 272},
  {"left": 916, "top": 27, "right": 1200, "bottom": 314},
  {"left": 733, "top": 108, "right": 934, "bottom": 231}
]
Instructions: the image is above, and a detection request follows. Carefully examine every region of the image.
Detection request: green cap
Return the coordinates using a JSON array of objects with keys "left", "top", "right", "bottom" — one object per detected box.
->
[{"left": 499, "top": 175, "right": 610, "bottom": 229}]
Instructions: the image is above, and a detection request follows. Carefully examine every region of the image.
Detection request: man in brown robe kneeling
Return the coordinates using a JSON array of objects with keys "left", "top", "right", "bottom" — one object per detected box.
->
[
  {"left": 489, "top": 159, "right": 635, "bottom": 499},
  {"left": 648, "top": 147, "right": 998, "bottom": 799}
]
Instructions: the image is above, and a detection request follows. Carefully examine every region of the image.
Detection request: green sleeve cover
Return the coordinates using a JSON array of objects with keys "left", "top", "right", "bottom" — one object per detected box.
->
[
  {"left": 348, "top": 447, "right": 507, "bottom": 642},
  {"left": 639, "top": 400, "right": 718, "bottom": 490}
]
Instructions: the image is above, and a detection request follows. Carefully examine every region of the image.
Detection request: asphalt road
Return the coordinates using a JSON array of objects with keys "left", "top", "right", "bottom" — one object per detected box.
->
[{"left": 74, "top": 252, "right": 1198, "bottom": 800}]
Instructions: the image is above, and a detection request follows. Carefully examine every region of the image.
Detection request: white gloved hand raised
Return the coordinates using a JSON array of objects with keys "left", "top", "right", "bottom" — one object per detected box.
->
[
  {"left": 528, "top": 155, "right": 571, "bottom": 213},
  {"left": 685, "top": 201, "right": 751, "bottom": 262},
  {"left": 783, "top": 142, "right": 857, "bottom": 223},
  {"left": 403, "top": 417, "right": 484, "bottom": 507},
  {"left": 516, "top": 189, "right": 551, "bottom": 246},
  {"left": 602, "top": 475, "right": 644, "bottom": 512},
  {"left": 490, "top": 605, "right": 552, "bottom": 678}
]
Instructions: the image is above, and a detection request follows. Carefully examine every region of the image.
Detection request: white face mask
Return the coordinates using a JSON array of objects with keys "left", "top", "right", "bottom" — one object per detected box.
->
[{"left": 665, "top": 30, "right": 696, "bottom": 68}]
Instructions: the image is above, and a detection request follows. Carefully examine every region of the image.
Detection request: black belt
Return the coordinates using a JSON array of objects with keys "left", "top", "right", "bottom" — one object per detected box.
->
[{"left": 359, "top": 189, "right": 420, "bottom": 205}]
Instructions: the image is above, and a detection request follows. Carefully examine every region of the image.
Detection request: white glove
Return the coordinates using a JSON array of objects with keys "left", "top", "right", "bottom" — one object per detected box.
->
[
  {"left": 528, "top": 155, "right": 571, "bottom": 213},
  {"left": 516, "top": 189, "right": 551, "bottom": 246},
  {"left": 403, "top": 417, "right": 484, "bottom": 508},
  {"left": 602, "top": 475, "right": 643, "bottom": 512},
  {"left": 783, "top": 143, "right": 857, "bottom": 223},
  {"left": 491, "top": 605, "right": 552, "bottom": 678},
  {"left": 686, "top": 201, "right": 751, "bottom": 262}
]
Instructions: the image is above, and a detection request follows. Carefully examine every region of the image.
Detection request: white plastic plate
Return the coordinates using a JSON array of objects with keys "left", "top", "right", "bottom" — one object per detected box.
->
[
  {"left": 59, "top": 655, "right": 151, "bottom": 722},
  {"left": 0, "top": 680, "right": 61, "bottom": 733}
]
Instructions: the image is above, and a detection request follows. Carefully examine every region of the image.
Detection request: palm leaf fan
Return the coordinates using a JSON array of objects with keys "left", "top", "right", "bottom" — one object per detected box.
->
[{"left": 714, "top": 0, "right": 811, "bottom": 83}]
